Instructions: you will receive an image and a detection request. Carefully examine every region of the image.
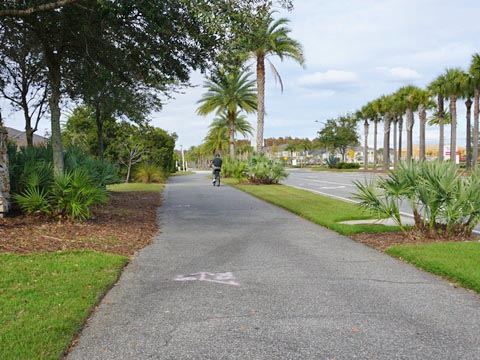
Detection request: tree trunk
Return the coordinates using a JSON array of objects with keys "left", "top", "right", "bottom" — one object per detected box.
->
[
  {"left": 47, "top": 56, "right": 64, "bottom": 175},
  {"left": 95, "top": 103, "right": 104, "bottom": 161},
  {"left": 228, "top": 110, "right": 235, "bottom": 160},
  {"left": 382, "top": 113, "right": 390, "bottom": 170},
  {"left": 373, "top": 119, "right": 378, "bottom": 171},
  {"left": 418, "top": 103, "right": 426, "bottom": 161},
  {"left": 125, "top": 158, "right": 132, "bottom": 183},
  {"left": 393, "top": 116, "right": 398, "bottom": 169},
  {"left": 450, "top": 94, "right": 457, "bottom": 164},
  {"left": 466, "top": 98, "right": 473, "bottom": 170},
  {"left": 256, "top": 55, "right": 266, "bottom": 154},
  {"left": 49, "top": 75, "right": 64, "bottom": 174},
  {"left": 21, "top": 90, "right": 35, "bottom": 147},
  {"left": 398, "top": 115, "right": 403, "bottom": 161},
  {"left": 0, "top": 115, "right": 10, "bottom": 217},
  {"left": 406, "top": 107, "right": 414, "bottom": 161},
  {"left": 363, "top": 119, "right": 369, "bottom": 170},
  {"left": 473, "top": 87, "right": 479, "bottom": 170},
  {"left": 438, "top": 94, "right": 444, "bottom": 162}
]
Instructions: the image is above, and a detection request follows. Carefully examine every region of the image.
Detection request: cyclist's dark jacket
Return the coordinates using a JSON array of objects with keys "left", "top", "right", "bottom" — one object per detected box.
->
[{"left": 212, "top": 158, "right": 222, "bottom": 168}]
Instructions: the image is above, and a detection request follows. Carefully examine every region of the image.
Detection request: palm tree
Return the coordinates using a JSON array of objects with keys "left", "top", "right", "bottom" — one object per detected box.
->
[
  {"left": 197, "top": 68, "right": 257, "bottom": 159},
  {"left": 470, "top": 53, "right": 480, "bottom": 170},
  {"left": 284, "top": 141, "right": 297, "bottom": 159},
  {"left": 414, "top": 88, "right": 433, "bottom": 161},
  {"left": 397, "top": 85, "right": 420, "bottom": 161},
  {"left": 462, "top": 76, "right": 474, "bottom": 169},
  {"left": 247, "top": 11, "right": 304, "bottom": 154},
  {"left": 298, "top": 138, "right": 312, "bottom": 166},
  {"left": 444, "top": 67, "right": 468, "bottom": 163},
  {"left": 208, "top": 111, "right": 254, "bottom": 139},
  {"left": 370, "top": 99, "right": 382, "bottom": 170},
  {"left": 428, "top": 74, "right": 448, "bottom": 162},
  {"left": 360, "top": 104, "right": 375, "bottom": 170},
  {"left": 390, "top": 91, "right": 407, "bottom": 168},
  {"left": 378, "top": 95, "right": 393, "bottom": 170}
]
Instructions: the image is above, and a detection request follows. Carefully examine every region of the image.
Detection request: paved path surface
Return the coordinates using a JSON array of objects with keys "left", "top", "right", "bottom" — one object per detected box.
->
[{"left": 69, "top": 173, "right": 480, "bottom": 360}]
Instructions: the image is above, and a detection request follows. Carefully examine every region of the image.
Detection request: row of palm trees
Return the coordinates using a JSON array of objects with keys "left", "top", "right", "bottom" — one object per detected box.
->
[
  {"left": 196, "top": 10, "right": 304, "bottom": 159},
  {"left": 357, "top": 54, "right": 480, "bottom": 171}
]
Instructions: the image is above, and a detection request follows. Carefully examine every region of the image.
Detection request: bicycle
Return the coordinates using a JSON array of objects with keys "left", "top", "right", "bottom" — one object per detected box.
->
[{"left": 212, "top": 168, "right": 221, "bottom": 187}]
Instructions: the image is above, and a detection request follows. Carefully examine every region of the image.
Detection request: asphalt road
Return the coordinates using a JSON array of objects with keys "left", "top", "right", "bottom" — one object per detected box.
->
[
  {"left": 282, "top": 168, "right": 480, "bottom": 233},
  {"left": 69, "top": 173, "right": 480, "bottom": 359},
  {"left": 282, "top": 169, "right": 388, "bottom": 204}
]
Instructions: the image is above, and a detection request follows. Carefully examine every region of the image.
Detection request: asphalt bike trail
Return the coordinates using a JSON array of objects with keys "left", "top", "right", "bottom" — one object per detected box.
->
[{"left": 69, "top": 173, "right": 480, "bottom": 360}]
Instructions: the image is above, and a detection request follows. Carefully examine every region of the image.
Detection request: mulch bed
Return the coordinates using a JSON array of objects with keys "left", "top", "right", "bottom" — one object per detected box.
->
[
  {"left": 0, "top": 191, "right": 161, "bottom": 256},
  {"left": 351, "top": 231, "right": 477, "bottom": 252},
  {"left": 1, "top": 190, "right": 477, "bottom": 256}
]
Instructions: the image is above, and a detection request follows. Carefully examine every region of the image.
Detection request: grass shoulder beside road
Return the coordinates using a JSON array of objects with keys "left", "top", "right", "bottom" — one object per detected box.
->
[
  {"left": 1, "top": 182, "right": 163, "bottom": 358},
  {"left": 232, "top": 182, "right": 398, "bottom": 236},
  {"left": 229, "top": 180, "right": 480, "bottom": 294}
]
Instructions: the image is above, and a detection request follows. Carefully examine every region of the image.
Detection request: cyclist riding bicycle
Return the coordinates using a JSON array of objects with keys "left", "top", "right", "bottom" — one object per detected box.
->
[{"left": 211, "top": 153, "right": 222, "bottom": 186}]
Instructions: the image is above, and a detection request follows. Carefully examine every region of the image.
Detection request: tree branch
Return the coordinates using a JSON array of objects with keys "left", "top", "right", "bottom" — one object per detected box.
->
[{"left": 0, "top": 0, "right": 82, "bottom": 17}]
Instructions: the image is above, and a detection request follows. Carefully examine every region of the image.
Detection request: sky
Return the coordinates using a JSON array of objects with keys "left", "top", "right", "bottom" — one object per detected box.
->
[{"left": 3, "top": 0, "right": 480, "bottom": 150}]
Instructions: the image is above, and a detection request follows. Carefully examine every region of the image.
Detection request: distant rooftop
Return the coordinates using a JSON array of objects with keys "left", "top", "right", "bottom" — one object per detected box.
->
[{"left": 6, "top": 127, "right": 48, "bottom": 147}]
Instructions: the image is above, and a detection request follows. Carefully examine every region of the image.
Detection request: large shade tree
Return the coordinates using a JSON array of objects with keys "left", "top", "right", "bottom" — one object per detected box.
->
[
  {"left": 197, "top": 68, "right": 257, "bottom": 159},
  {"left": 0, "top": 24, "right": 49, "bottom": 147},
  {"left": 245, "top": 11, "right": 304, "bottom": 154}
]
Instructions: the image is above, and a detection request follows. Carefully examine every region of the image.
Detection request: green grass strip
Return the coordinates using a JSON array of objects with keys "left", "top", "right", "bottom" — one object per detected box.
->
[
  {"left": 233, "top": 184, "right": 398, "bottom": 235},
  {"left": 0, "top": 251, "right": 127, "bottom": 359},
  {"left": 108, "top": 183, "right": 164, "bottom": 192},
  {"left": 386, "top": 242, "right": 480, "bottom": 293}
]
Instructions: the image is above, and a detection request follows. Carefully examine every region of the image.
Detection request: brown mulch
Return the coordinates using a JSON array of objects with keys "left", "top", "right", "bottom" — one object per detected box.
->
[
  {"left": 1, "top": 190, "right": 477, "bottom": 256},
  {"left": 0, "top": 191, "right": 161, "bottom": 256},
  {"left": 350, "top": 231, "right": 477, "bottom": 252}
]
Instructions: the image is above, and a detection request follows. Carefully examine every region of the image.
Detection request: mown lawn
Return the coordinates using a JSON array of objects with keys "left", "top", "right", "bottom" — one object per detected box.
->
[
  {"left": 233, "top": 183, "right": 398, "bottom": 235},
  {"left": 386, "top": 242, "right": 480, "bottom": 293},
  {"left": 0, "top": 251, "right": 127, "bottom": 359}
]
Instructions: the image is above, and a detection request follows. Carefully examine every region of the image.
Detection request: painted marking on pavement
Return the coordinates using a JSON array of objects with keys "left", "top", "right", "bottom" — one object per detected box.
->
[{"left": 174, "top": 272, "right": 239, "bottom": 286}]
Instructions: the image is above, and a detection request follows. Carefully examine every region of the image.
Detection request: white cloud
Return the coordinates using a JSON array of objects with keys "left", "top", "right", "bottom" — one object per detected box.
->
[
  {"left": 387, "top": 67, "right": 421, "bottom": 80},
  {"left": 298, "top": 70, "right": 358, "bottom": 87}
]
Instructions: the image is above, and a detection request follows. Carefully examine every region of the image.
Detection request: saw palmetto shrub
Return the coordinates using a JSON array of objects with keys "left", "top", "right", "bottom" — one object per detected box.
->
[{"left": 353, "top": 161, "right": 480, "bottom": 238}]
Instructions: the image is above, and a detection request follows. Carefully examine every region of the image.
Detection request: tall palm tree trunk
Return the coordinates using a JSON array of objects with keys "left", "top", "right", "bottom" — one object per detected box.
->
[
  {"left": 438, "top": 95, "right": 445, "bottom": 162},
  {"left": 382, "top": 114, "right": 390, "bottom": 170},
  {"left": 418, "top": 103, "right": 426, "bottom": 161},
  {"left": 398, "top": 115, "right": 403, "bottom": 161},
  {"left": 473, "top": 87, "right": 480, "bottom": 170},
  {"left": 373, "top": 119, "right": 378, "bottom": 171},
  {"left": 393, "top": 117, "right": 398, "bottom": 169},
  {"left": 363, "top": 119, "right": 369, "bottom": 170},
  {"left": 466, "top": 98, "right": 473, "bottom": 170},
  {"left": 256, "top": 55, "right": 266, "bottom": 154},
  {"left": 450, "top": 95, "right": 457, "bottom": 164},
  {"left": 228, "top": 111, "right": 236, "bottom": 160},
  {"left": 406, "top": 107, "right": 414, "bottom": 161}
]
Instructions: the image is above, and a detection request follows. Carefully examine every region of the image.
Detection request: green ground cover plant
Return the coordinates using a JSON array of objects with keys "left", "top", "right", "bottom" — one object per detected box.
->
[
  {"left": 107, "top": 183, "right": 165, "bottom": 192},
  {"left": 0, "top": 251, "right": 127, "bottom": 359},
  {"left": 386, "top": 242, "right": 480, "bottom": 293},
  {"left": 233, "top": 184, "right": 398, "bottom": 235}
]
